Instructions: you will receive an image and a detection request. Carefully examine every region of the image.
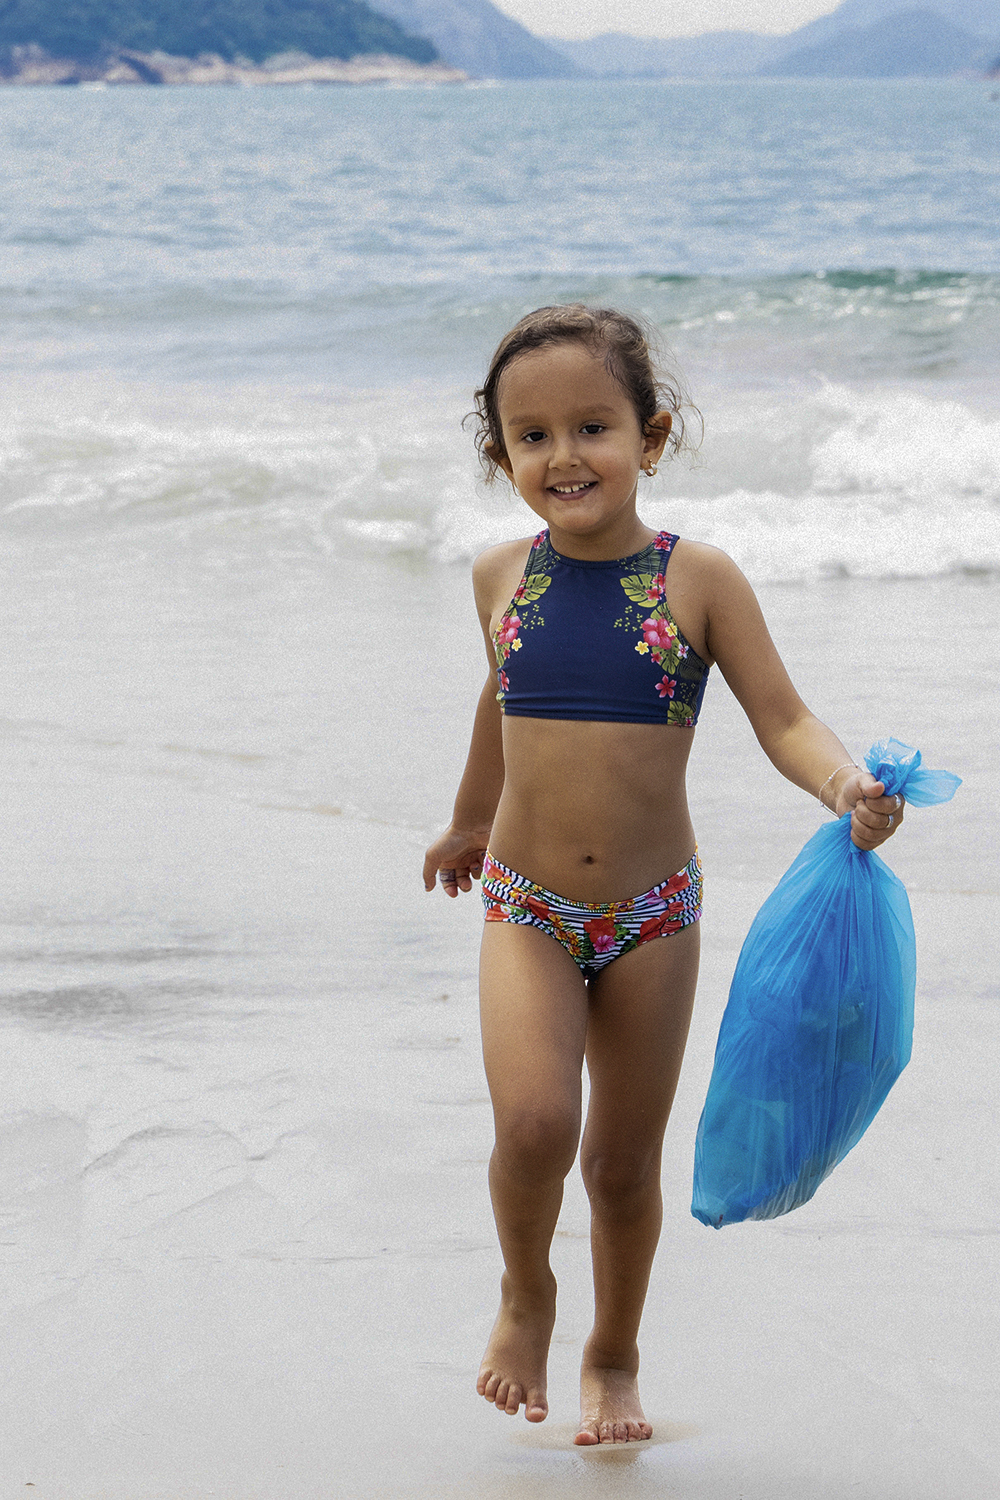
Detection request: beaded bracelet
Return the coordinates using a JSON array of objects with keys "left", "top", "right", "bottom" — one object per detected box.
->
[{"left": 818, "top": 762, "right": 857, "bottom": 812}]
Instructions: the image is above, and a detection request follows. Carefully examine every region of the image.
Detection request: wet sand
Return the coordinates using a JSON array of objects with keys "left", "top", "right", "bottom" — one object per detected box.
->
[{"left": 0, "top": 554, "right": 997, "bottom": 1499}]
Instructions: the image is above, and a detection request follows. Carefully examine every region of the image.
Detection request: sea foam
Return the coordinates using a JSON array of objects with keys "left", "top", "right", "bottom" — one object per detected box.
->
[{"left": 3, "top": 375, "right": 995, "bottom": 584}]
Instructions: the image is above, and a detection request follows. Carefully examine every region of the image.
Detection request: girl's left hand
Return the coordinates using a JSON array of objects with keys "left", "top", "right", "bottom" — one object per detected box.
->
[{"left": 837, "top": 772, "right": 905, "bottom": 850}]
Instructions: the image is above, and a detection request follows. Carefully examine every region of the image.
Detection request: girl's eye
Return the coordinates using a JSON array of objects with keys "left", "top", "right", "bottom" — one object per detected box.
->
[
  {"left": 581, "top": 423, "right": 605, "bottom": 435},
  {"left": 522, "top": 430, "right": 546, "bottom": 444}
]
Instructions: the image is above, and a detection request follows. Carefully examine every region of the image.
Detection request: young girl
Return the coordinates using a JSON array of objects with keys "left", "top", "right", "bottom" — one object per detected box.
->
[{"left": 422, "top": 305, "right": 903, "bottom": 1446}]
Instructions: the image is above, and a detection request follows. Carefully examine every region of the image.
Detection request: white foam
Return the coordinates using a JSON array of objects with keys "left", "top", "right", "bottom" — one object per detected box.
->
[
  {"left": 1, "top": 374, "right": 997, "bottom": 581},
  {"left": 810, "top": 386, "right": 1000, "bottom": 502}
]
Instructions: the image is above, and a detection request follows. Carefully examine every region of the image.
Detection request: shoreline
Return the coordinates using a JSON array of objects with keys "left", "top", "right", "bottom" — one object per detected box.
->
[{"left": 0, "top": 48, "right": 467, "bottom": 87}]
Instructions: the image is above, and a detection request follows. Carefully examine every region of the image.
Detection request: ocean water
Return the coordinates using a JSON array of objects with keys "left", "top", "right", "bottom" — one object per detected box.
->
[
  {"left": 2, "top": 78, "right": 999, "bottom": 587},
  {"left": 1, "top": 77, "right": 999, "bottom": 1499}
]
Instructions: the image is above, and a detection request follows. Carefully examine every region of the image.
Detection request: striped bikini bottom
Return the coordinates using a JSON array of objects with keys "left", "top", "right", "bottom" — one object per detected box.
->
[{"left": 481, "top": 848, "right": 702, "bottom": 981}]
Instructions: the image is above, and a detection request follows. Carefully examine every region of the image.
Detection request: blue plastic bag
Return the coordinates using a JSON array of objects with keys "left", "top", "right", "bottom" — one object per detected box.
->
[{"left": 692, "top": 739, "right": 960, "bottom": 1228}]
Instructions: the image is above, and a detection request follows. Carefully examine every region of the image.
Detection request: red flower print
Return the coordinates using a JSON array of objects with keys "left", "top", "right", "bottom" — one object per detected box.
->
[
  {"left": 584, "top": 916, "right": 617, "bottom": 954},
  {"left": 639, "top": 914, "right": 684, "bottom": 942},
  {"left": 656, "top": 869, "right": 690, "bottom": 899},
  {"left": 642, "top": 617, "right": 677, "bottom": 651},
  {"left": 643, "top": 573, "right": 666, "bottom": 603},
  {"left": 498, "top": 614, "right": 521, "bottom": 646},
  {"left": 526, "top": 895, "right": 553, "bottom": 923},
  {"left": 656, "top": 676, "right": 676, "bottom": 699},
  {"left": 498, "top": 670, "right": 509, "bottom": 692}
]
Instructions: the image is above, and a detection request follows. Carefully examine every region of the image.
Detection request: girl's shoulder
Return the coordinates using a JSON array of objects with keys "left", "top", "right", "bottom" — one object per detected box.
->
[
  {"left": 662, "top": 539, "right": 755, "bottom": 669},
  {"left": 473, "top": 534, "right": 540, "bottom": 572},
  {"left": 472, "top": 535, "right": 539, "bottom": 611},
  {"left": 669, "top": 536, "right": 739, "bottom": 576},
  {"left": 669, "top": 537, "right": 755, "bottom": 611}
]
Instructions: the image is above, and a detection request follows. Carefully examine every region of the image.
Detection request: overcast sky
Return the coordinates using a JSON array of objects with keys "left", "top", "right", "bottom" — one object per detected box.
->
[{"left": 500, "top": 0, "right": 842, "bottom": 39}]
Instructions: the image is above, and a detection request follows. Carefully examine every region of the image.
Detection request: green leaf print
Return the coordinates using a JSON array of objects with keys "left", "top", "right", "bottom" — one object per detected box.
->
[
  {"left": 519, "top": 573, "right": 551, "bottom": 603},
  {"left": 651, "top": 640, "right": 684, "bottom": 673},
  {"left": 619, "top": 573, "right": 657, "bottom": 605}
]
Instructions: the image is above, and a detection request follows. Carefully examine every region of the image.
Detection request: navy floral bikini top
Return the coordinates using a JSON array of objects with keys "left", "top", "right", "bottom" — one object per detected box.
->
[{"left": 493, "top": 530, "right": 710, "bottom": 728}]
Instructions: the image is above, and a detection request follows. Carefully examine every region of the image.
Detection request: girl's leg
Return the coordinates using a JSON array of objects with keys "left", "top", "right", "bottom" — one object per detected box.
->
[
  {"left": 576, "top": 922, "right": 700, "bottom": 1444},
  {"left": 477, "top": 920, "right": 590, "bottom": 1422}
]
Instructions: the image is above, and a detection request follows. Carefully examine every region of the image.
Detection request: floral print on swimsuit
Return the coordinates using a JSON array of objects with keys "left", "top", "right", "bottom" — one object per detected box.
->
[
  {"left": 481, "top": 850, "right": 703, "bottom": 981},
  {"left": 493, "top": 532, "right": 551, "bottom": 702},
  {"left": 492, "top": 529, "right": 710, "bottom": 726},
  {"left": 619, "top": 533, "right": 700, "bottom": 727}
]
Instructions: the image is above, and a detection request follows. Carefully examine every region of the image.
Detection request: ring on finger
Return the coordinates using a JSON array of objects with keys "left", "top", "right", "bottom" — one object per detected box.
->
[{"left": 886, "top": 813, "right": 894, "bottom": 828}]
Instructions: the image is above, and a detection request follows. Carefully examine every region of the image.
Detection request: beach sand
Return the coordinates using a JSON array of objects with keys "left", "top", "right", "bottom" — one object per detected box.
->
[{"left": 0, "top": 545, "right": 996, "bottom": 1499}]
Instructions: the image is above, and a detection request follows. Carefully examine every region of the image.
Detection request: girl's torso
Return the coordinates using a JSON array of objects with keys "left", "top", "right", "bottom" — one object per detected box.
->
[{"left": 481, "top": 529, "right": 712, "bottom": 902}]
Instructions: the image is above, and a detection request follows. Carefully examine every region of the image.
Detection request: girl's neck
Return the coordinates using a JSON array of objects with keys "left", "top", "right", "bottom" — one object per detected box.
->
[{"left": 545, "top": 513, "right": 657, "bottom": 563}]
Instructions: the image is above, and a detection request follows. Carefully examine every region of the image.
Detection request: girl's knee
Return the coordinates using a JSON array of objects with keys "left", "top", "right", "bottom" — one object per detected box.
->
[
  {"left": 494, "top": 1104, "right": 579, "bottom": 1184},
  {"left": 581, "top": 1146, "right": 661, "bottom": 1211}
]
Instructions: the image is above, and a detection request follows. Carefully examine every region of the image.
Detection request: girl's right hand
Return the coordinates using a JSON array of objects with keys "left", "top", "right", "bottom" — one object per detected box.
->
[{"left": 422, "top": 827, "right": 490, "bottom": 897}]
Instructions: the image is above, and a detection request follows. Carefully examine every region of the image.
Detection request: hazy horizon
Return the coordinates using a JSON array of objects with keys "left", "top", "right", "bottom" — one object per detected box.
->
[{"left": 495, "top": 0, "right": 842, "bottom": 41}]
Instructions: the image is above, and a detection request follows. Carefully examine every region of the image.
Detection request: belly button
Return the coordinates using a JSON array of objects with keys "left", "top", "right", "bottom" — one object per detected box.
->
[{"left": 583, "top": 854, "right": 595, "bottom": 864}]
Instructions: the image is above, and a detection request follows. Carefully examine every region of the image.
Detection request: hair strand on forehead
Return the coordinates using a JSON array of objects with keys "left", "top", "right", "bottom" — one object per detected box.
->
[{"left": 466, "top": 304, "right": 700, "bottom": 484}]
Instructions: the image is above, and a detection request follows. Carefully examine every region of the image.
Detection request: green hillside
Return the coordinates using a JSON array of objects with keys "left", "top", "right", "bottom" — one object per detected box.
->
[{"left": 0, "top": 0, "right": 437, "bottom": 63}]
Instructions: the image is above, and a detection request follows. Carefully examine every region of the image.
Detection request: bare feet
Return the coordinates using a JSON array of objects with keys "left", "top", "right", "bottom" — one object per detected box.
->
[
  {"left": 575, "top": 1348, "right": 652, "bottom": 1445},
  {"left": 477, "top": 1272, "right": 556, "bottom": 1422}
]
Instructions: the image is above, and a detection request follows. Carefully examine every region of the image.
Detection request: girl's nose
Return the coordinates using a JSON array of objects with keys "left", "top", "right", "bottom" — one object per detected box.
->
[{"left": 548, "top": 432, "right": 580, "bottom": 469}]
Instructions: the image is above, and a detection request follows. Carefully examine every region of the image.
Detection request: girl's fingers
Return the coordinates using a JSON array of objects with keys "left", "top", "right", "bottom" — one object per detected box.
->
[
  {"left": 851, "top": 790, "right": 904, "bottom": 847},
  {"left": 861, "top": 791, "right": 905, "bottom": 820},
  {"left": 426, "top": 852, "right": 486, "bottom": 895}
]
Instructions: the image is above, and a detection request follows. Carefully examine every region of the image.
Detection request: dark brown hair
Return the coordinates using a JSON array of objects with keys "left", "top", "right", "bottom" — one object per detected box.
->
[{"left": 469, "top": 304, "right": 695, "bottom": 482}]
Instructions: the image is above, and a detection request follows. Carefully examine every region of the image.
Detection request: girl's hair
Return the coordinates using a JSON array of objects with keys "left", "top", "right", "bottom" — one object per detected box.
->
[{"left": 470, "top": 304, "right": 696, "bottom": 483}]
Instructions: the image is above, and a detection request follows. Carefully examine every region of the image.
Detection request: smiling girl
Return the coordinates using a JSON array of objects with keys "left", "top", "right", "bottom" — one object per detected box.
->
[{"left": 422, "top": 305, "right": 903, "bottom": 1445}]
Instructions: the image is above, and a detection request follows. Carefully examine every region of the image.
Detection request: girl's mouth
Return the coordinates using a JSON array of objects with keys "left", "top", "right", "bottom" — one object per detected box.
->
[{"left": 548, "top": 481, "right": 596, "bottom": 495}]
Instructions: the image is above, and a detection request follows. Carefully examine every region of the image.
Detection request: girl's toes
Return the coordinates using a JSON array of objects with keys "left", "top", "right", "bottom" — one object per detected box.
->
[
  {"left": 525, "top": 1391, "right": 548, "bottom": 1423},
  {"left": 574, "top": 1423, "right": 600, "bottom": 1446},
  {"left": 481, "top": 1370, "right": 499, "bottom": 1401},
  {"left": 493, "top": 1379, "right": 510, "bottom": 1410},
  {"left": 504, "top": 1383, "right": 523, "bottom": 1415}
]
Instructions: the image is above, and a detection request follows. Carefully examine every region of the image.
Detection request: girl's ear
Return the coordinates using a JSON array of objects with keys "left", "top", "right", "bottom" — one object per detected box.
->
[
  {"left": 643, "top": 411, "right": 672, "bottom": 463},
  {"left": 485, "top": 440, "right": 515, "bottom": 486}
]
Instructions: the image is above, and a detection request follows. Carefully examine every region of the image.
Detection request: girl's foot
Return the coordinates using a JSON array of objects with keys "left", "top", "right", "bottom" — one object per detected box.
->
[
  {"left": 476, "top": 1273, "right": 556, "bottom": 1422},
  {"left": 575, "top": 1352, "right": 652, "bottom": 1445}
]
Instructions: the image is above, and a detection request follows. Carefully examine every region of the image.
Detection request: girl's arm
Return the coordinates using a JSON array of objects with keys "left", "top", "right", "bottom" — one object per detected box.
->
[
  {"left": 696, "top": 547, "right": 904, "bottom": 850},
  {"left": 423, "top": 542, "right": 524, "bottom": 896},
  {"left": 422, "top": 673, "right": 505, "bottom": 896}
]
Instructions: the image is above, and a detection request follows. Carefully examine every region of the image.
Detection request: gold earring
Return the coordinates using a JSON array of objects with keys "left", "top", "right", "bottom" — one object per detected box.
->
[{"left": 644, "top": 464, "right": 658, "bottom": 477}]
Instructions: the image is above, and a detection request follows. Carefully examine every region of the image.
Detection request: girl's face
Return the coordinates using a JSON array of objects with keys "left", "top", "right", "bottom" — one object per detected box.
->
[{"left": 492, "top": 341, "right": 670, "bottom": 548}]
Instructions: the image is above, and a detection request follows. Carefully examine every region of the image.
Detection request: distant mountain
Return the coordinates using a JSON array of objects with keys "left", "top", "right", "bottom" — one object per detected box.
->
[
  {"left": 788, "top": 0, "right": 999, "bottom": 43},
  {"left": 545, "top": 0, "right": 998, "bottom": 79},
  {"left": 763, "top": 6, "right": 990, "bottom": 75},
  {"left": 546, "top": 30, "right": 782, "bottom": 78},
  {"left": 372, "top": 0, "right": 578, "bottom": 77},
  {"left": 0, "top": 0, "right": 437, "bottom": 64}
]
